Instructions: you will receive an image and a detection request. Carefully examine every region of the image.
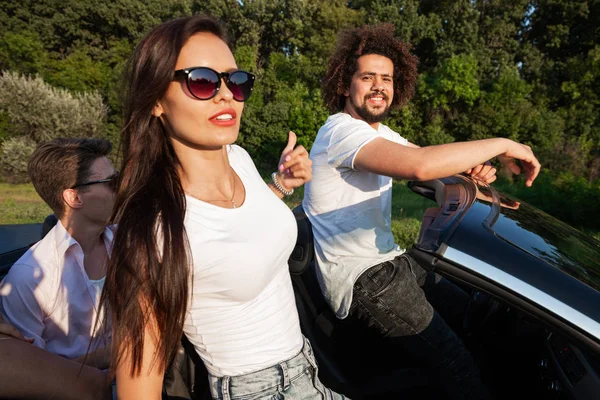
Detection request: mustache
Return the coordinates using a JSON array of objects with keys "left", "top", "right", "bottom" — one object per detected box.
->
[{"left": 365, "top": 91, "right": 389, "bottom": 101}]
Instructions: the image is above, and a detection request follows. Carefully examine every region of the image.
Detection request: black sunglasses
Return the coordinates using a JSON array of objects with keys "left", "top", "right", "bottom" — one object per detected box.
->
[
  {"left": 173, "top": 67, "right": 255, "bottom": 102},
  {"left": 71, "top": 172, "right": 119, "bottom": 191}
]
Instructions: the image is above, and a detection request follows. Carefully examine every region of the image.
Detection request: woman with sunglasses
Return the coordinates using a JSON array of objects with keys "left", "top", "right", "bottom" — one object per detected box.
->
[{"left": 101, "top": 15, "right": 346, "bottom": 400}]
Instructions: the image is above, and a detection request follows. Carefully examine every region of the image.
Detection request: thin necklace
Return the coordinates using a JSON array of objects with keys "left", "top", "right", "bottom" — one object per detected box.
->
[
  {"left": 186, "top": 168, "right": 238, "bottom": 208},
  {"left": 228, "top": 170, "right": 238, "bottom": 208}
]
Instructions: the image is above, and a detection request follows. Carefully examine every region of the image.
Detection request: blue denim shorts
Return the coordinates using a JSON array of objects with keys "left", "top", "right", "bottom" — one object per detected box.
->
[{"left": 208, "top": 337, "right": 348, "bottom": 400}]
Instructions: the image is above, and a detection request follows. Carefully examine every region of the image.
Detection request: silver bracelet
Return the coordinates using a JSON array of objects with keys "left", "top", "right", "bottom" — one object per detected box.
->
[{"left": 271, "top": 172, "right": 294, "bottom": 196}]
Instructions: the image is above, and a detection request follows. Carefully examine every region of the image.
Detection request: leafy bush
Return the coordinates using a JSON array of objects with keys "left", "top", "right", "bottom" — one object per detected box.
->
[
  {"left": 0, "top": 136, "right": 37, "bottom": 183},
  {"left": 0, "top": 71, "right": 107, "bottom": 143},
  {"left": 0, "top": 71, "right": 107, "bottom": 182},
  {"left": 392, "top": 218, "right": 422, "bottom": 250}
]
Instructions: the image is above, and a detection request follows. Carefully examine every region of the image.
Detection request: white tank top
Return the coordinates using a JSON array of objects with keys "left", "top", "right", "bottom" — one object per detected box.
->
[{"left": 182, "top": 145, "right": 303, "bottom": 377}]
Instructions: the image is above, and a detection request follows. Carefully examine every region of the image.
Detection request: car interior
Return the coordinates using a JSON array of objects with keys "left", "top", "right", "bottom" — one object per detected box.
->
[{"left": 1, "top": 203, "right": 599, "bottom": 400}]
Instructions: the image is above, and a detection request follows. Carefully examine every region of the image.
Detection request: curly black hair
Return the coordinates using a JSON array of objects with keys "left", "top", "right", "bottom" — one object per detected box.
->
[{"left": 322, "top": 23, "right": 419, "bottom": 113}]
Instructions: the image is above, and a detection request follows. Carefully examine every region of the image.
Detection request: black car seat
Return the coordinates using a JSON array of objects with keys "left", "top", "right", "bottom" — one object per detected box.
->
[
  {"left": 289, "top": 205, "right": 444, "bottom": 399},
  {"left": 41, "top": 214, "right": 58, "bottom": 238}
]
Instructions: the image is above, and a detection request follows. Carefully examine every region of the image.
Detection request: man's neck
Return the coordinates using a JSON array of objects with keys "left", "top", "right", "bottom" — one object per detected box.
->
[
  {"left": 60, "top": 216, "right": 106, "bottom": 255},
  {"left": 342, "top": 109, "right": 381, "bottom": 130}
]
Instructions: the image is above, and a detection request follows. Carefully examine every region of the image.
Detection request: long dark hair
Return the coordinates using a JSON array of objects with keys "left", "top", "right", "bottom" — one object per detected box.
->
[{"left": 101, "top": 15, "right": 228, "bottom": 377}]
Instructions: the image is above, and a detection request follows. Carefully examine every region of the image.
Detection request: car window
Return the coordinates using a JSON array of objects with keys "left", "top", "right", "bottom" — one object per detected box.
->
[{"left": 479, "top": 187, "right": 600, "bottom": 293}]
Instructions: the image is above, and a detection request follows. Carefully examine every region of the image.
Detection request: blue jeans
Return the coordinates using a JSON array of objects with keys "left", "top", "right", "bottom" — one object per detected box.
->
[
  {"left": 349, "top": 254, "right": 491, "bottom": 400},
  {"left": 208, "top": 337, "right": 348, "bottom": 400}
]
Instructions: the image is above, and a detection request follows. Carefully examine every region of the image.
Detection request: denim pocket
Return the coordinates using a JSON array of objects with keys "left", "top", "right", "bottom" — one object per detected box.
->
[
  {"left": 401, "top": 253, "right": 425, "bottom": 281},
  {"left": 362, "top": 261, "right": 397, "bottom": 297}
]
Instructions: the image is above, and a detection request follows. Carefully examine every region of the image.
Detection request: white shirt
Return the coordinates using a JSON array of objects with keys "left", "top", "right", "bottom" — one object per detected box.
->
[
  {"left": 303, "top": 113, "right": 408, "bottom": 318},
  {"left": 183, "top": 145, "right": 303, "bottom": 377},
  {"left": 0, "top": 221, "right": 112, "bottom": 358}
]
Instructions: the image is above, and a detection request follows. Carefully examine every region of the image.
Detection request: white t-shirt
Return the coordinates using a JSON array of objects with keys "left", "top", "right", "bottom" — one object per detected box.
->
[
  {"left": 0, "top": 221, "right": 112, "bottom": 358},
  {"left": 183, "top": 145, "right": 303, "bottom": 377},
  {"left": 303, "top": 113, "right": 408, "bottom": 318}
]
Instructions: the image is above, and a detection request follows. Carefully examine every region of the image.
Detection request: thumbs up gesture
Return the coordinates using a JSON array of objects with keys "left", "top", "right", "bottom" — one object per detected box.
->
[{"left": 276, "top": 131, "right": 312, "bottom": 192}]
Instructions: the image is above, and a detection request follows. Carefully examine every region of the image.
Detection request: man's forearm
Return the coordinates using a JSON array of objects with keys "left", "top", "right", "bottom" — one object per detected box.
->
[
  {"left": 412, "top": 138, "right": 510, "bottom": 180},
  {"left": 0, "top": 337, "right": 111, "bottom": 400},
  {"left": 356, "top": 137, "right": 532, "bottom": 182}
]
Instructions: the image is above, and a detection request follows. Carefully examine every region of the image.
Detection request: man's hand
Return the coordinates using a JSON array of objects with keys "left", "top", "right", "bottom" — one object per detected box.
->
[
  {"left": 276, "top": 131, "right": 312, "bottom": 191},
  {"left": 499, "top": 141, "right": 541, "bottom": 187},
  {"left": 465, "top": 162, "right": 497, "bottom": 184},
  {"left": 0, "top": 314, "right": 34, "bottom": 343}
]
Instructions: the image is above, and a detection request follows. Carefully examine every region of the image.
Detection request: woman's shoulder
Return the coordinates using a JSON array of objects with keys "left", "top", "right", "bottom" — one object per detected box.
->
[
  {"left": 228, "top": 144, "right": 255, "bottom": 166},
  {"left": 228, "top": 144, "right": 250, "bottom": 158},
  {"left": 228, "top": 144, "right": 264, "bottom": 182}
]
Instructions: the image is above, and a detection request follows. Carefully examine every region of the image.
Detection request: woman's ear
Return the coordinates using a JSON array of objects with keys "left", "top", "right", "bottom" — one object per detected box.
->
[{"left": 152, "top": 102, "right": 164, "bottom": 118}]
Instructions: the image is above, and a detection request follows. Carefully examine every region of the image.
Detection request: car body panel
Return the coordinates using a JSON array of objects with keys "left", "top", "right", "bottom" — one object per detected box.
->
[
  {"left": 0, "top": 224, "right": 43, "bottom": 279},
  {"left": 410, "top": 176, "right": 600, "bottom": 344},
  {"left": 443, "top": 246, "right": 600, "bottom": 341},
  {"left": 0, "top": 223, "right": 43, "bottom": 255}
]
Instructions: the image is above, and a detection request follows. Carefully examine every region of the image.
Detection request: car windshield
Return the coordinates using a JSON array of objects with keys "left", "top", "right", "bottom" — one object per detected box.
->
[{"left": 478, "top": 185, "right": 600, "bottom": 293}]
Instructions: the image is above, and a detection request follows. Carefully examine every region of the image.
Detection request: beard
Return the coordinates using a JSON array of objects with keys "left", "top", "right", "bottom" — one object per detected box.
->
[{"left": 351, "top": 92, "right": 391, "bottom": 124}]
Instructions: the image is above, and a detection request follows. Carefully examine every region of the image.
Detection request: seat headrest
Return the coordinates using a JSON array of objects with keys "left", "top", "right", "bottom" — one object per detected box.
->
[
  {"left": 42, "top": 214, "right": 58, "bottom": 238},
  {"left": 289, "top": 204, "right": 314, "bottom": 275}
]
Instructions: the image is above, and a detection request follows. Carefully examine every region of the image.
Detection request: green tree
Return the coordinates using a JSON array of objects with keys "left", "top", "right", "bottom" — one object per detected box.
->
[{"left": 0, "top": 31, "right": 47, "bottom": 74}]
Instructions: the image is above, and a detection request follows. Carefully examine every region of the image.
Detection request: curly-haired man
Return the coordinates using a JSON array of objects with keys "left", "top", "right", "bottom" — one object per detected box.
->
[{"left": 303, "top": 24, "right": 541, "bottom": 399}]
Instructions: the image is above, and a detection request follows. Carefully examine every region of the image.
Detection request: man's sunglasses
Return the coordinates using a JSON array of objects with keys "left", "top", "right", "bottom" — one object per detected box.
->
[
  {"left": 173, "top": 67, "right": 255, "bottom": 102},
  {"left": 71, "top": 172, "right": 119, "bottom": 191}
]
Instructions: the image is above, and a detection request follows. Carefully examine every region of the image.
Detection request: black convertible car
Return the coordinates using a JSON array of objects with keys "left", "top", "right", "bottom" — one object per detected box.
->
[
  {"left": 289, "top": 175, "right": 600, "bottom": 399},
  {"left": 1, "top": 175, "right": 599, "bottom": 399}
]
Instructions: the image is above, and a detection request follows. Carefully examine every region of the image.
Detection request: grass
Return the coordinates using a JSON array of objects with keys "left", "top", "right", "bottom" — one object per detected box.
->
[
  {"left": 1, "top": 181, "right": 432, "bottom": 249},
  {"left": 390, "top": 181, "right": 436, "bottom": 249},
  {"left": 0, "top": 183, "right": 51, "bottom": 225},
  {"left": 3, "top": 182, "right": 596, "bottom": 246}
]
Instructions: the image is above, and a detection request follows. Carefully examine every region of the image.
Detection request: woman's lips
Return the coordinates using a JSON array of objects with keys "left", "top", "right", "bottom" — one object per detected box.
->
[{"left": 209, "top": 109, "right": 237, "bottom": 126}]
